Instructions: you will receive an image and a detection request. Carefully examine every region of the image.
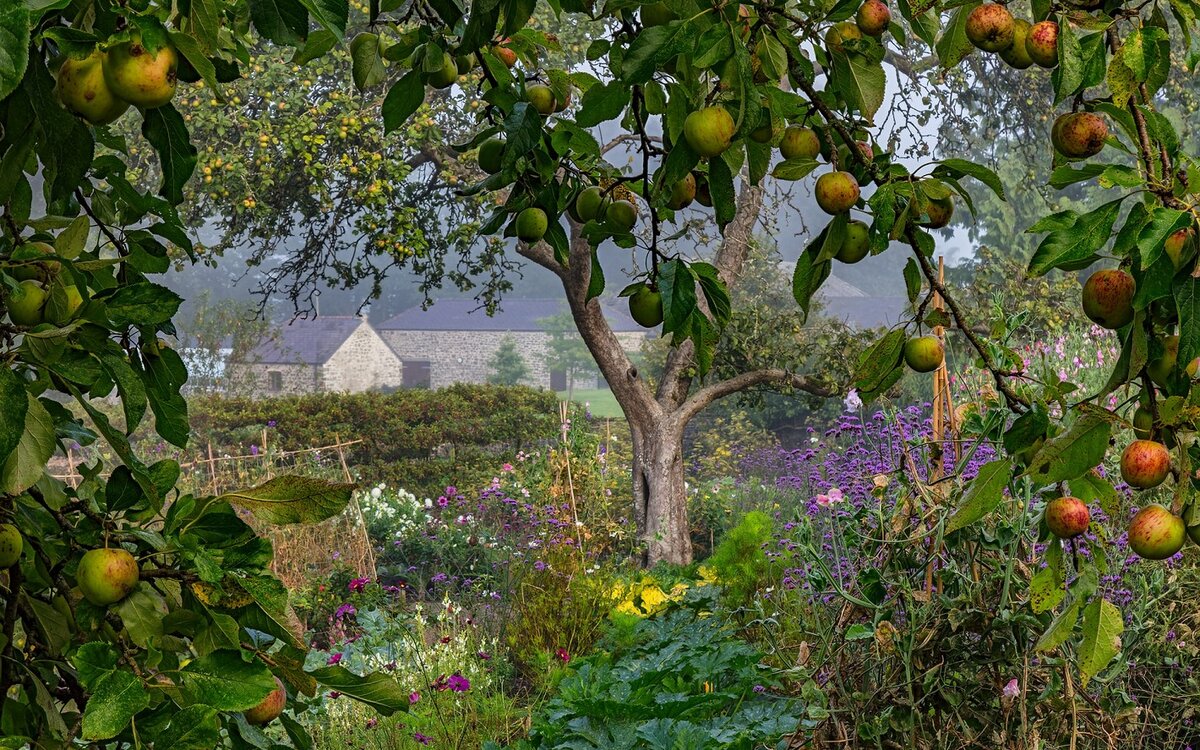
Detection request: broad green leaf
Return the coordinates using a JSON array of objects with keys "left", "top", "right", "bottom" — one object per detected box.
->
[
  {"left": 935, "top": 4, "right": 975, "bottom": 69},
  {"left": 1026, "top": 412, "right": 1112, "bottom": 484},
  {"left": 1175, "top": 276, "right": 1200, "bottom": 374},
  {"left": 250, "top": 0, "right": 309, "bottom": 45},
  {"left": 235, "top": 574, "right": 306, "bottom": 648},
  {"left": 27, "top": 56, "right": 94, "bottom": 206},
  {"left": 383, "top": 71, "right": 425, "bottom": 134},
  {"left": 574, "top": 82, "right": 629, "bottom": 127},
  {"left": 1136, "top": 207, "right": 1189, "bottom": 268},
  {"left": 169, "top": 32, "right": 222, "bottom": 98},
  {"left": 829, "top": 52, "right": 885, "bottom": 124},
  {"left": 0, "top": 367, "right": 28, "bottom": 465},
  {"left": 308, "top": 665, "right": 411, "bottom": 715},
  {"left": 1052, "top": 16, "right": 1085, "bottom": 103},
  {"left": 622, "top": 22, "right": 695, "bottom": 84},
  {"left": 104, "top": 281, "right": 184, "bottom": 327},
  {"left": 853, "top": 329, "right": 905, "bottom": 393},
  {"left": 1029, "top": 558, "right": 1066, "bottom": 613},
  {"left": 933, "top": 159, "right": 1005, "bottom": 200},
  {"left": 1068, "top": 472, "right": 1121, "bottom": 520},
  {"left": 945, "top": 460, "right": 1012, "bottom": 533},
  {"left": 181, "top": 650, "right": 277, "bottom": 710},
  {"left": 1, "top": 395, "right": 55, "bottom": 496},
  {"left": 157, "top": 705, "right": 222, "bottom": 750},
  {"left": 81, "top": 670, "right": 150, "bottom": 740},
  {"left": 71, "top": 642, "right": 120, "bottom": 691},
  {"left": 1035, "top": 597, "right": 1082, "bottom": 652},
  {"left": 350, "top": 32, "right": 386, "bottom": 91},
  {"left": 1026, "top": 199, "right": 1124, "bottom": 276},
  {"left": 115, "top": 586, "right": 168, "bottom": 648},
  {"left": 0, "top": 4, "right": 30, "bottom": 102},
  {"left": 772, "top": 158, "right": 819, "bottom": 181},
  {"left": 658, "top": 259, "right": 697, "bottom": 337},
  {"left": 297, "top": 0, "right": 349, "bottom": 38},
  {"left": 1107, "top": 53, "right": 1138, "bottom": 109},
  {"left": 216, "top": 475, "right": 355, "bottom": 525},
  {"left": 792, "top": 247, "right": 831, "bottom": 323},
  {"left": 141, "top": 104, "right": 199, "bottom": 205},
  {"left": 1078, "top": 598, "right": 1123, "bottom": 686},
  {"left": 293, "top": 29, "right": 338, "bottom": 64}
]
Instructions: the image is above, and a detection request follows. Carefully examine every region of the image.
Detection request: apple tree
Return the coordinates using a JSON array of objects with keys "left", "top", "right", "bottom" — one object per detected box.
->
[
  {"left": 0, "top": 2, "right": 413, "bottom": 747},
  {"left": 355, "top": 0, "right": 1200, "bottom": 687}
]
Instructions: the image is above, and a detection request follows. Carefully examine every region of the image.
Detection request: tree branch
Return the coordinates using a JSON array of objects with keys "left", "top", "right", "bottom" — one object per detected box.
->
[{"left": 675, "top": 368, "right": 836, "bottom": 426}]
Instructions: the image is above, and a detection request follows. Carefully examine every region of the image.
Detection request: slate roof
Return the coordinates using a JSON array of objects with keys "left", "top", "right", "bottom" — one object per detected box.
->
[
  {"left": 819, "top": 296, "right": 910, "bottom": 329},
  {"left": 377, "top": 298, "right": 645, "bottom": 333},
  {"left": 243, "top": 316, "right": 365, "bottom": 365}
]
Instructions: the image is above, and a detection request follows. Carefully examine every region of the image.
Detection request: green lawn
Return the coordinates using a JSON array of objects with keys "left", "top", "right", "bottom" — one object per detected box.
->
[{"left": 558, "top": 387, "right": 624, "bottom": 418}]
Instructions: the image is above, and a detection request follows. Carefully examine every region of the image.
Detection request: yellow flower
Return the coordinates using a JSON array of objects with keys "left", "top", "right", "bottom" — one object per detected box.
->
[{"left": 640, "top": 585, "right": 667, "bottom": 611}]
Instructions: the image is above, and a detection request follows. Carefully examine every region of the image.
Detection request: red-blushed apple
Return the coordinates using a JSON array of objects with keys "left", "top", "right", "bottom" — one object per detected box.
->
[
  {"left": 1081, "top": 269, "right": 1135, "bottom": 329},
  {"left": 1120, "top": 440, "right": 1171, "bottom": 489},
  {"left": 1045, "top": 496, "right": 1090, "bottom": 539},
  {"left": 244, "top": 676, "right": 287, "bottom": 725},
  {"left": 1127, "top": 505, "right": 1186, "bottom": 560},
  {"left": 77, "top": 547, "right": 140, "bottom": 606}
]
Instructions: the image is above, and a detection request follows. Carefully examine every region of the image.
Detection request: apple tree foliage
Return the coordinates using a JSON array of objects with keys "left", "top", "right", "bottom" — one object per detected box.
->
[
  {"left": 351, "top": 0, "right": 1200, "bottom": 694},
  {"left": 0, "top": 2, "right": 412, "bottom": 747}
]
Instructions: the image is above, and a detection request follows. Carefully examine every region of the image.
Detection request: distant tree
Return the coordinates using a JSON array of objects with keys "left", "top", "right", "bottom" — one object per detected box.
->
[
  {"left": 487, "top": 336, "right": 531, "bottom": 385},
  {"left": 181, "top": 292, "right": 277, "bottom": 394},
  {"left": 541, "top": 313, "right": 596, "bottom": 395}
]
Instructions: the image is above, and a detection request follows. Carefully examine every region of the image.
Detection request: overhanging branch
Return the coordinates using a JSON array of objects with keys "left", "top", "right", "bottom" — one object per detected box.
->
[{"left": 675, "top": 368, "right": 836, "bottom": 426}]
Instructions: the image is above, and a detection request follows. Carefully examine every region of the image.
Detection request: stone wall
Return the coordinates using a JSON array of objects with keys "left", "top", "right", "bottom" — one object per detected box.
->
[
  {"left": 321, "top": 322, "right": 405, "bottom": 392},
  {"left": 226, "top": 363, "right": 320, "bottom": 396},
  {"left": 379, "top": 329, "right": 647, "bottom": 390}
]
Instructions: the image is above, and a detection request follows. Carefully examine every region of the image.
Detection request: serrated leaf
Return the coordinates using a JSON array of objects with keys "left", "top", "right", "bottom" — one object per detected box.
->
[
  {"left": 1035, "top": 597, "right": 1082, "bottom": 652},
  {"left": 181, "top": 651, "right": 276, "bottom": 710},
  {"left": 157, "top": 705, "right": 222, "bottom": 750},
  {"left": 141, "top": 105, "right": 198, "bottom": 206},
  {"left": 0, "top": 4, "right": 30, "bottom": 102},
  {"left": 1078, "top": 598, "right": 1123, "bottom": 686},
  {"left": 1, "top": 395, "right": 54, "bottom": 496},
  {"left": 1026, "top": 199, "right": 1124, "bottom": 276},
  {"left": 250, "top": 0, "right": 309, "bottom": 45},
  {"left": 297, "top": 0, "right": 349, "bottom": 39},
  {"left": 829, "top": 52, "right": 885, "bottom": 124},
  {"left": 0, "top": 367, "right": 28, "bottom": 466},
  {"left": 217, "top": 475, "right": 355, "bottom": 525},
  {"left": 382, "top": 71, "right": 425, "bottom": 134},
  {"left": 308, "top": 665, "right": 410, "bottom": 715},
  {"left": 575, "top": 81, "right": 629, "bottom": 127},
  {"left": 350, "top": 32, "right": 386, "bottom": 91},
  {"left": 1026, "top": 413, "right": 1111, "bottom": 484},
  {"left": 1029, "top": 559, "right": 1066, "bottom": 614},
  {"left": 945, "top": 460, "right": 1012, "bottom": 533},
  {"left": 82, "top": 670, "right": 149, "bottom": 740}
]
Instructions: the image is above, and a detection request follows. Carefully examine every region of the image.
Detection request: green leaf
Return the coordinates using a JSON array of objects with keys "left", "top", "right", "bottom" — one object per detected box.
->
[
  {"left": 1029, "top": 558, "right": 1066, "bottom": 614},
  {"left": 1136, "top": 207, "right": 1190, "bottom": 269},
  {"left": 1107, "top": 53, "right": 1138, "bottom": 109},
  {"left": 622, "top": 22, "right": 695, "bottom": 84},
  {"left": 141, "top": 105, "right": 199, "bottom": 205},
  {"left": 692, "top": 263, "right": 731, "bottom": 327},
  {"left": 500, "top": 0, "right": 537, "bottom": 37},
  {"left": 235, "top": 574, "right": 306, "bottom": 648},
  {"left": 710, "top": 154, "right": 736, "bottom": 228},
  {"left": 935, "top": 4, "right": 976, "bottom": 69},
  {"left": 1052, "top": 15, "right": 1084, "bottom": 102},
  {"left": 575, "top": 81, "right": 629, "bottom": 128},
  {"left": 1026, "top": 199, "right": 1124, "bottom": 276},
  {"left": 902, "top": 258, "right": 921, "bottom": 303},
  {"left": 104, "top": 282, "right": 183, "bottom": 328},
  {"left": 169, "top": 34, "right": 221, "bottom": 101},
  {"left": 1175, "top": 276, "right": 1200, "bottom": 376},
  {"left": 250, "top": 0, "right": 309, "bottom": 45},
  {"left": 0, "top": 367, "right": 28, "bottom": 465},
  {"left": 1078, "top": 598, "right": 1123, "bottom": 687},
  {"left": 157, "top": 705, "right": 222, "bottom": 750},
  {"left": 293, "top": 29, "right": 338, "bottom": 64},
  {"left": 82, "top": 670, "right": 150, "bottom": 740},
  {"left": 216, "top": 475, "right": 355, "bottom": 525},
  {"left": 72, "top": 642, "right": 120, "bottom": 691},
  {"left": 115, "top": 587, "right": 167, "bottom": 648},
  {"left": 945, "top": 460, "right": 1012, "bottom": 533},
  {"left": 308, "top": 665, "right": 410, "bottom": 715},
  {"left": 792, "top": 247, "right": 831, "bottom": 323},
  {"left": 1069, "top": 472, "right": 1121, "bottom": 520},
  {"left": 829, "top": 52, "right": 885, "bottom": 124},
  {"left": 772, "top": 158, "right": 819, "bottom": 181},
  {"left": 1026, "top": 413, "right": 1112, "bottom": 484},
  {"left": 658, "top": 259, "right": 697, "bottom": 337},
  {"left": 933, "top": 158, "right": 1005, "bottom": 200},
  {"left": 383, "top": 71, "right": 426, "bottom": 135},
  {"left": 854, "top": 329, "right": 905, "bottom": 393},
  {"left": 181, "top": 651, "right": 277, "bottom": 711},
  {"left": 1, "top": 395, "right": 54, "bottom": 496},
  {"left": 350, "top": 32, "right": 386, "bottom": 91},
  {"left": 26, "top": 56, "right": 94, "bottom": 207},
  {"left": 0, "top": 4, "right": 30, "bottom": 102},
  {"left": 1035, "top": 597, "right": 1082, "bottom": 652},
  {"left": 297, "top": 0, "right": 349, "bottom": 39}
]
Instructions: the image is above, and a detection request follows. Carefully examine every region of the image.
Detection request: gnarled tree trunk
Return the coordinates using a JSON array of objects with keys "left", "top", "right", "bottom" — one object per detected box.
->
[{"left": 518, "top": 181, "right": 832, "bottom": 566}]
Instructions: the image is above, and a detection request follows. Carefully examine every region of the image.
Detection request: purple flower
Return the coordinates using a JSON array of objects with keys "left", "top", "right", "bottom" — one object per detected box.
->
[
  {"left": 447, "top": 673, "right": 470, "bottom": 692},
  {"left": 348, "top": 577, "right": 370, "bottom": 593},
  {"left": 409, "top": 691, "right": 421, "bottom": 704},
  {"left": 334, "top": 603, "right": 356, "bottom": 620},
  {"left": 413, "top": 732, "right": 431, "bottom": 745},
  {"left": 1002, "top": 679, "right": 1019, "bottom": 699},
  {"left": 326, "top": 652, "right": 343, "bottom": 665}
]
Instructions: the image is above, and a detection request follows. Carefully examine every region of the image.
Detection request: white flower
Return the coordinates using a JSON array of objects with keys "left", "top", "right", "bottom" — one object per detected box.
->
[{"left": 844, "top": 388, "right": 863, "bottom": 412}]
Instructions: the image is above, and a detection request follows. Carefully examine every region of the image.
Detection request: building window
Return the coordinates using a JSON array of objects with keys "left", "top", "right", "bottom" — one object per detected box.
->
[
  {"left": 268, "top": 371, "right": 283, "bottom": 392},
  {"left": 403, "top": 360, "right": 431, "bottom": 389}
]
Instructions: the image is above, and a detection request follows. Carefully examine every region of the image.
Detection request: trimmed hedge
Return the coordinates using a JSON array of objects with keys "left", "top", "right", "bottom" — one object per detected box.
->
[{"left": 187, "top": 384, "right": 561, "bottom": 496}]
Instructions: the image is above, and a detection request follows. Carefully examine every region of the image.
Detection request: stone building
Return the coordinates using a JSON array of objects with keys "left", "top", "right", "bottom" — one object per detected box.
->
[
  {"left": 227, "top": 316, "right": 404, "bottom": 396},
  {"left": 376, "top": 298, "right": 647, "bottom": 390}
]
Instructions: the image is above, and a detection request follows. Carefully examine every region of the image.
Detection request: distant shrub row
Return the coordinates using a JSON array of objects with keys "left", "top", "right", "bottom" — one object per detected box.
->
[{"left": 187, "top": 384, "right": 561, "bottom": 496}]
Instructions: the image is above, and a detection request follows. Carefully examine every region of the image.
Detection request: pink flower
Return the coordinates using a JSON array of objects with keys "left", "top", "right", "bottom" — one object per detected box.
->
[
  {"left": 365, "top": 718, "right": 378, "bottom": 729},
  {"left": 555, "top": 647, "right": 570, "bottom": 663},
  {"left": 348, "top": 577, "right": 370, "bottom": 593},
  {"left": 409, "top": 691, "right": 421, "bottom": 704},
  {"left": 1002, "top": 678, "right": 1019, "bottom": 699},
  {"left": 815, "top": 488, "right": 844, "bottom": 507},
  {"left": 413, "top": 732, "right": 431, "bottom": 745},
  {"left": 326, "top": 652, "right": 343, "bottom": 665},
  {"left": 502, "top": 463, "right": 514, "bottom": 472},
  {"left": 447, "top": 673, "right": 470, "bottom": 692}
]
